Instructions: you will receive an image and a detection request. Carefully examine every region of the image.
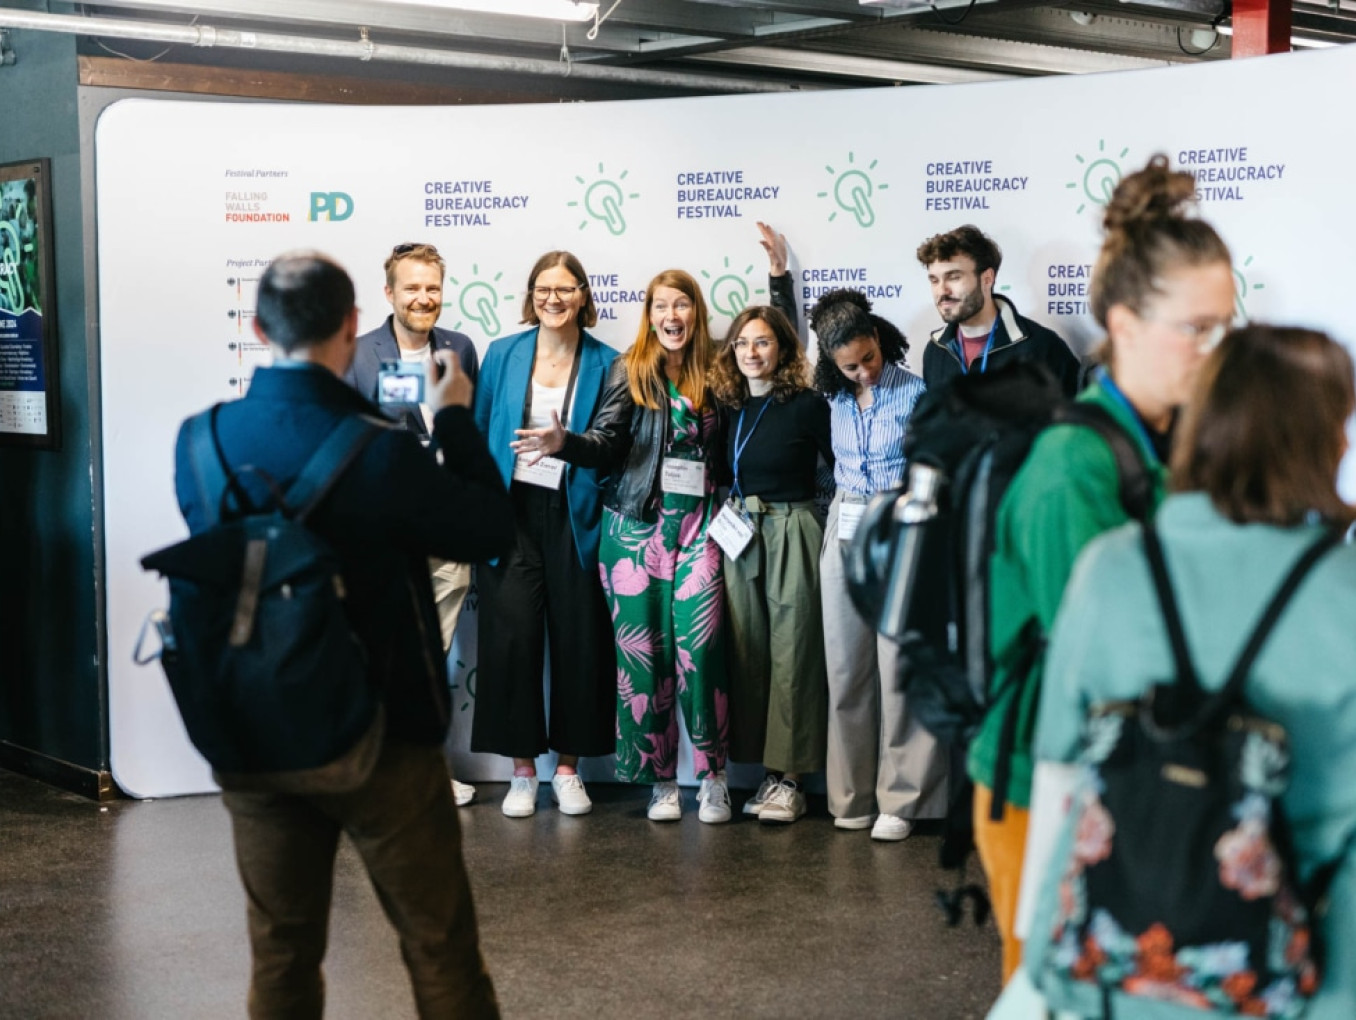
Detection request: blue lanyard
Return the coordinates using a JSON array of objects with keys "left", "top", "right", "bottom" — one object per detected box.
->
[
  {"left": 1094, "top": 367, "right": 1161, "bottom": 468},
  {"left": 731, "top": 396, "right": 773, "bottom": 499},
  {"left": 953, "top": 318, "right": 998, "bottom": 375},
  {"left": 853, "top": 397, "right": 875, "bottom": 493}
]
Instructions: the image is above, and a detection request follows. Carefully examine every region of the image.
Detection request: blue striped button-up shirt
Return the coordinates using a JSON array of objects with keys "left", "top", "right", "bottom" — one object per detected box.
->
[{"left": 828, "top": 360, "right": 926, "bottom": 497}]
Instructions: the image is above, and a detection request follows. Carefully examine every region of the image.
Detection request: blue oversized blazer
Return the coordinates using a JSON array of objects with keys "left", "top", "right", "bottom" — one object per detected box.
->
[{"left": 473, "top": 327, "right": 619, "bottom": 572}]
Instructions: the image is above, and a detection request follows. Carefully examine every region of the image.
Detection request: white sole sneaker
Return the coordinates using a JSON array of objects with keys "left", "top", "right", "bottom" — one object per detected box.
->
[
  {"left": 451, "top": 779, "right": 477, "bottom": 807},
  {"left": 834, "top": 814, "right": 875, "bottom": 831},
  {"left": 647, "top": 782, "right": 682, "bottom": 822},
  {"left": 871, "top": 814, "right": 914, "bottom": 842},
  {"left": 697, "top": 774, "right": 732, "bottom": 824},
  {"left": 551, "top": 774, "right": 593, "bottom": 816},
  {"left": 502, "top": 776, "right": 539, "bottom": 818}
]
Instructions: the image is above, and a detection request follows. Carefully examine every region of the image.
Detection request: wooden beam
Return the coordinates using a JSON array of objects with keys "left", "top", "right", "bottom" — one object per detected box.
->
[
  {"left": 78, "top": 55, "right": 545, "bottom": 104},
  {"left": 1232, "top": 0, "right": 1290, "bottom": 57}
]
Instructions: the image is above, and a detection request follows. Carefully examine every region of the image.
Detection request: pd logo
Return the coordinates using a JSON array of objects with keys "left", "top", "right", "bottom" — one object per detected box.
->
[{"left": 309, "top": 192, "right": 354, "bottom": 222}]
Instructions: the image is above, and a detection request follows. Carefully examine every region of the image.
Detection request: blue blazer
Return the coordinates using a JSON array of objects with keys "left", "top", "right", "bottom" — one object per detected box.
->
[{"left": 474, "top": 327, "right": 618, "bottom": 572}]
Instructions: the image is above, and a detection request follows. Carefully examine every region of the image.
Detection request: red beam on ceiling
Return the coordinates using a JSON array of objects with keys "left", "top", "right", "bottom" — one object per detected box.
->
[{"left": 1232, "top": 0, "right": 1292, "bottom": 57}]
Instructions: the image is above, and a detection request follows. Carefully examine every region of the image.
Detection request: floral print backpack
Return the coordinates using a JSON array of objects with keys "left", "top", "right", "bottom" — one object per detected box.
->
[{"left": 1034, "top": 523, "right": 1342, "bottom": 1019}]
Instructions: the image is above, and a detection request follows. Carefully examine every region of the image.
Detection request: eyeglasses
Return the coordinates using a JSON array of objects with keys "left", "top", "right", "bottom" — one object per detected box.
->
[
  {"left": 1144, "top": 317, "right": 1235, "bottom": 353},
  {"left": 732, "top": 338, "right": 776, "bottom": 353},
  {"left": 392, "top": 243, "right": 439, "bottom": 257},
  {"left": 533, "top": 285, "right": 584, "bottom": 301}
]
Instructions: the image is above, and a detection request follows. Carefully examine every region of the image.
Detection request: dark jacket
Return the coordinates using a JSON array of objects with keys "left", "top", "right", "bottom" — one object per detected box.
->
[
  {"left": 586, "top": 359, "right": 729, "bottom": 522},
  {"left": 923, "top": 295, "right": 1081, "bottom": 397},
  {"left": 345, "top": 316, "right": 480, "bottom": 439},
  {"left": 473, "top": 327, "right": 619, "bottom": 572},
  {"left": 173, "top": 363, "right": 513, "bottom": 744}
]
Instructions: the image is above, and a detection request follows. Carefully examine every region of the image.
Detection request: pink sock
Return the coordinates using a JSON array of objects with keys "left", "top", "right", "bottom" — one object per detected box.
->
[
  {"left": 513, "top": 766, "right": 536, "bottom": 778},
  {"left": 556, "top": 765, "right": 578, "bottom": 776}
]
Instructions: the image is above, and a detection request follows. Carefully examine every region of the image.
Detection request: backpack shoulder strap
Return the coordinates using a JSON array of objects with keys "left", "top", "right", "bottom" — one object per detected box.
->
[
  {"left": 1057, "top": 402, "right": 1154, "bottom": 521},
  {"left": 1216, "top": 528, "right": 1342, "bottom": 706},
  {"left": 1141, "top": 521, "right": 1202, "bottom": 694},
  {"left": 186, "top": 404, "right": 229, "bottom": 528},
  {"left": 285, "top": 415, "right": 387, "bottom": 523}
]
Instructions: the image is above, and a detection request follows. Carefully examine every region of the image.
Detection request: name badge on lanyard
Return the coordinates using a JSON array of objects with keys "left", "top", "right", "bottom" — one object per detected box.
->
[
  {"left": 710, "top": 500, "right": 755, "bottom": 560},
  {"left": 661, "top": 457, "right": 707, "bottom": 497},
  {"left": 837, "top": 500, "right": 868, "bottom": 543},
  {"left": 513, "top": 454, "right": 566, "bottom": 489}
]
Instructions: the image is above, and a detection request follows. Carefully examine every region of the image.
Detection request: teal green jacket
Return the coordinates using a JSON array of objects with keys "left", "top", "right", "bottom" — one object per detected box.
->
[{"left": 966, "top": 377, "right": 1167, "bottom": 809}]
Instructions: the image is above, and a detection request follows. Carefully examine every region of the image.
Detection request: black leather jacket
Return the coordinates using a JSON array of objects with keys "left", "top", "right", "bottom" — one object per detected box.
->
[{"left": 560, "top": 358, "right": 728, "bottom": 523}]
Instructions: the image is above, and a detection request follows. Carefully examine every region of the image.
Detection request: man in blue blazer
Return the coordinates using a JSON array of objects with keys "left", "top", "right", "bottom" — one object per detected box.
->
[
  {"left": 174, "top": 251, "right": 510, "bottom": 1018},
  {"left": 345, "top": 243, "right": 482, "bottom": 806}
]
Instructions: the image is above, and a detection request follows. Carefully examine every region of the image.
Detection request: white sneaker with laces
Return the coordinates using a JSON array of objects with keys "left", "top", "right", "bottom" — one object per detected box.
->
[
  {"left": 871, "top": 813, "right": 914, "bottom": 842},
  {"left": 834, "top": 814, "right": 875, "bottom": 831},
  {"left": 451, "top": 779, "right": 477, "bottom": 807},
  {"left": 648, "top": 781, "right": 682, "bottom": 822},
  {"left": 551, "top": 773, "right": 593, "bottom": 816},
  {"left": 697, "top": 772, "right": 732, "bottom": 824},
  {"left": 742, "top": 773, "right": 780, "bottom": 817},
  {"left": 501, "top": 775, "right": 539, "bottom": 818},
  {"left": 759, "top": 780, "right": 806, "bottom": 824}
]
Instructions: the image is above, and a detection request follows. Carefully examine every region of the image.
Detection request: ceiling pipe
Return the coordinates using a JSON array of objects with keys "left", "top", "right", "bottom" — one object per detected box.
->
[{"left": 0, "top": 7, "right": 802, "bottom": 92}]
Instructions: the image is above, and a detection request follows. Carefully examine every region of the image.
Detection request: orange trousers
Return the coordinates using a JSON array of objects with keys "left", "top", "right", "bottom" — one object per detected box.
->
[{"left": 972, "top": 782, "right": 1031, "bottom": 985}]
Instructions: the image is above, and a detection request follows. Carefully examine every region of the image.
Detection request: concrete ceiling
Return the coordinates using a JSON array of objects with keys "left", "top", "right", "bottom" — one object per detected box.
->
[{"left": 8, "top": 1, "right": 1356, "bottom": 93}]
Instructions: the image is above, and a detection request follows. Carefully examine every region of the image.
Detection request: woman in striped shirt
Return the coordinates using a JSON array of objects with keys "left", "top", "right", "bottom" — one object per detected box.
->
[{"left": 812, "top": 289, "right": 949, "bottom": 841}]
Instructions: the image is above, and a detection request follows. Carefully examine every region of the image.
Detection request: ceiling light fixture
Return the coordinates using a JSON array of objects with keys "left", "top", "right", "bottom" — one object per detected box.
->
[{"left": 366, "top": 0, "right": 598, "bottom": 22}]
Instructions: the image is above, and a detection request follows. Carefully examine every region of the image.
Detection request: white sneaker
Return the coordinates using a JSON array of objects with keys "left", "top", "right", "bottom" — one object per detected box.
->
[
  {"left": 834, "top": 814, "right": 875, "bottom": 831},
  {"left": 760, "top": 780, "right": 806, "bottom": 824},
  {"left": 742, "top": 773, "right": 780, "bottom": 817},
  {"left": 551, "top": 773, "right": 593, "bottom": 816},
  {"left": 501, "top": 775, "right": 539, "bottom": 818},
  {"left": 871, "top": 814, "right": 914, "bottom": 842},
  {"left": 648, "top": 781, "right": 682, "bottom": 822},
  {"left": 697, "top": 772, "right": 732, "bottom": 824},
  {"left": 451, "top": 779, "right": 477, "bottom": 807}
]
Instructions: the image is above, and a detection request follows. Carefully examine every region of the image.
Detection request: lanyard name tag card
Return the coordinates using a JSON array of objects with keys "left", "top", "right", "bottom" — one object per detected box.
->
[
  {"left": 837, "top": 500, "right": 868, "bottom": 543},
  {"left": 709, "top": 500, "right": 755, "bottom": 560},
  {"left": 512, "top": 454, "right": 566, "bottom": 489},
  {"left": 661, "top": 457, "right": 706, "bottom": 497}
]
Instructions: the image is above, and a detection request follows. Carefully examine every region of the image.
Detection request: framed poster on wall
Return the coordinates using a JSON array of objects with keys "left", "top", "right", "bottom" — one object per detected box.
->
[{"left": 0, "top": 157, "right": 60, "bottom": 450}]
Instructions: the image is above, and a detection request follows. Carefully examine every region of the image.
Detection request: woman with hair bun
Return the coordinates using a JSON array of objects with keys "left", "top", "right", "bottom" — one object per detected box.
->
[
  {"left": 710, "top": 302, "right": 833, "bottom": 825},
  {"left": 994, "top": 325, "right": 1356, "bottom": 1017},
  {"left": 813, "top": 288, "right": 949, "bottom": 842},
  {"left": 969, "top": 154, "right": 1236, "bottom": 983}
]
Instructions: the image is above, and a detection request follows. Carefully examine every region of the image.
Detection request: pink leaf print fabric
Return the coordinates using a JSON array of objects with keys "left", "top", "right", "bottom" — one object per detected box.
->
[{"left": 611, "top": 558, "right": 649, "bottom": 597}]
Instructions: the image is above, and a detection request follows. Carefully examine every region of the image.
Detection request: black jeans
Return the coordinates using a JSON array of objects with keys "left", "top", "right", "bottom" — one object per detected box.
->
[{"left": 221, "top": 741, "right": 499, "bottom": 1019}]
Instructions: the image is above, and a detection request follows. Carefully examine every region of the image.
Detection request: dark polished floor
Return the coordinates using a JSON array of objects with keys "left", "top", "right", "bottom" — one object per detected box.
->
[{"left": 0, "top": 768, "right": 1002, "bottom": 1019}]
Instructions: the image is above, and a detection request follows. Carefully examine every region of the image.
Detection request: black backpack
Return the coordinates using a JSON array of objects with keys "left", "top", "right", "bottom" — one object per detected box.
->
[
  {"left": 843, "top": 361, "right": 1152, "bottom": 918},
  {"left": 1034, "top": 522, "right": 1346, "bottom": 1018},
  {"left": 139, "top": 406, "right": 387, "bottom": 794}
]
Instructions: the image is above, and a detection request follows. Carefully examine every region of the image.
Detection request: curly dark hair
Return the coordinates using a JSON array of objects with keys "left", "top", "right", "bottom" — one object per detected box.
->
[
  {"left": 711, "top": 305, "right": 810, "bottom": 408},
  {"left": 809, "top": 288, "right": 908, "bottom": 397}
]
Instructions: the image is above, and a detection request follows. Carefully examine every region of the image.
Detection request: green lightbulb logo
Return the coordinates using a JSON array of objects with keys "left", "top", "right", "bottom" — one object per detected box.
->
[
  {"left": 1233, "top": 255, "right": 1264, "bottom": 321},
  {"left": 701, "top": 258, "right": 766, "bottom": 320},
  {"left": 818, "top": 152, "right": 888, "bottom": 227},
  {"left": 568, "top": 164, "right": 640, "bottom": 235},
  {"left": 447, "top": 265, "right": 513, "bottom": 337},
  {"left": 1067, "top": 140, "right": 1129, "bottom": 215}
]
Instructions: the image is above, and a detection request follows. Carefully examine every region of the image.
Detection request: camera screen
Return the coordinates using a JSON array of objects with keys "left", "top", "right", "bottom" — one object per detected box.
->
[{"left": 378, "top": 370, "right": 424, "bottom": 404}]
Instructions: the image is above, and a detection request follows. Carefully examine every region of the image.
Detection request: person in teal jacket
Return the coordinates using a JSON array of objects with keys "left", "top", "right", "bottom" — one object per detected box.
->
[
  {"left": 470, "top": 250, "right": 624, "bottom": 820},
  {"left": 968, "top": 155, "right": 1236, "bottom": 983},
  {"left": 993, "top": 324, "right": 1356, "bottom": 1019}
]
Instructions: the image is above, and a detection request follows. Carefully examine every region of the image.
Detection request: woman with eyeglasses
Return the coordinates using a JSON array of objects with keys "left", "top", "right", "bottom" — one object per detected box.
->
[
  {"left": 709, "top": 301, "right": 833, "bottom": 825},
  {"left": 969, "top": 155, "right": 1236, "bottom": 984},
  {"left": 812, "top": 288, "right": 950, "bottom": 844},
  {"left": 580, "top": 269, "right": 733, "bottom": 824},
  {"left": 470, "top": 251, "right": 623, "bottom": 819}
]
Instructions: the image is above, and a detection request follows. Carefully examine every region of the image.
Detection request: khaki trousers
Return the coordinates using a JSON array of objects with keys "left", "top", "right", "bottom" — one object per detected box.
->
[
  {"left": 430, "top": 559, "right": 471, "bottom": 655},
  {"left": 820, "top": 493, "right": 949, "bottom": 820},
  {"left": 723, "top": 497, "right": 828, "bottom": 773}
]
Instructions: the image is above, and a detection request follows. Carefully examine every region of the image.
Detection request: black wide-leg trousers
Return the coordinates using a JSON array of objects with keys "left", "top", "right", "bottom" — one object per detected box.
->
[{"left": 471, "top": 481, "right": 616, "bottom": 759}]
